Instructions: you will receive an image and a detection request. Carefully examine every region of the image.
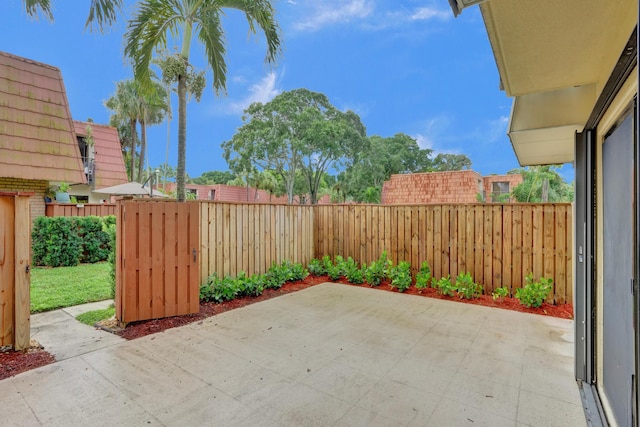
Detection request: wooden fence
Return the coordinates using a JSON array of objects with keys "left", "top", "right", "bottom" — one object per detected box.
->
[
  {"left": 0, "top": 194, "right": 31, "bottom": 350},
  {"left": 116, "top": 200, "right": 200, "bottom": 323},
  {"left": 200, "top": 202, "right": 314, "bottom": 284},
  {"left": 46, "top": 203, "right": 116, "bottom": 217},
  {"left": 313, "top": 204, "right": 573, "bottom": 304}
]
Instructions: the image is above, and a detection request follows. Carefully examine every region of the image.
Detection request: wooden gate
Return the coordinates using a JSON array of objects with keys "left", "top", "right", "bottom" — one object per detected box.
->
[
  {"left": 115, "top": 200, "right": 200, "bottom": 324},
  {"left": 0, "top": 193, "right": 31, "bottom": 350}
]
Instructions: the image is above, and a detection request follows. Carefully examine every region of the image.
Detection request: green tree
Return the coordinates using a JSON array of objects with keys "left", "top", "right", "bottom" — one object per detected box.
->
[
  {"left": 510, "top": 165, "right": 574, "bottom": 202},
  {"left": 23, "top": 0, "right": 122, "bottom": 32},
  {"left": 125, "top": 0, "right": 281, "bottom": 202},
  {"left": 189, "top": 170, "right": 237, "bottom": 185},
  {"left": 105, "top": 80, "right": 141, "bottom": 181},
  {"left": 342, "top": 133, "right": 437, "bottom": 202},
  {"left": 223, "top": 89, "right": 367, "bottom": 204},
  {"left": 429, "top": 153, "right": 472, "bottom": 172},
  {"left": 137, "top": 81, "right": 169, "bottom": 181}
]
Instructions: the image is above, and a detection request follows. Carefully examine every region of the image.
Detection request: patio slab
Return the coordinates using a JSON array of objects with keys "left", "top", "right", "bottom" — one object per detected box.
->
[{"left": 2, "top": 284, "right": 585, "bottom": 426}]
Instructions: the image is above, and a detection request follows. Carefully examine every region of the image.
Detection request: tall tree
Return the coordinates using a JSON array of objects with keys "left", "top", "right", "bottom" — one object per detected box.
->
[
  {"left": 23, "top": 0, "right": 123, "bottom": 32},
  {"left": 137, "top": 81, "right": 169, "bottom": 181},
  {"left": 223, "top": 89, "right": 367, "bottom": 204},
  {"left": 509, "top": 165, "right": 574, "bottom": 202},
  {"left": 105, "top": 80, "right": 141, "bottom": 181},
  {"left": 125, "top": 0, "right": 281, "bottom": 202},
  {"left": 429, "top": 153, "right": 472, "bottom": 172}
]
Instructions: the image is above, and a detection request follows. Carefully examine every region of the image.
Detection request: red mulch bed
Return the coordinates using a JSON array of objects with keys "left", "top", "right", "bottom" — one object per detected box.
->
[
  {"left": 0, "top": 275, "right": 573, "bottom": 381},
  {"left": 118, "top": 275, "right": 573, "bottom": 340},
  {"left": 0, "top": 348, "right": 55, "bottom": 381}
]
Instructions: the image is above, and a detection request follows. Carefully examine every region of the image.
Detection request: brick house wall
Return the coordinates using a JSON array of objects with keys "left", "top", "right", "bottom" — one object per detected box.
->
[
  {"left": 0, "top": 177, "right": 48, "bottom": 223},
  {"left": 483, "top": 174, "right": 524, "bottom": 202},
  {"left": 381, "top": 171, "right": 524, "bottom": 204},
  {"left": 381, "top": 170, "right": 484, "bottom": 204}
]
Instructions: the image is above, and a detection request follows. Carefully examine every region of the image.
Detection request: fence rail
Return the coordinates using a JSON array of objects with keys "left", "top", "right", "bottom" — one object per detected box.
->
[
  {"left": 46, "top": 203, "right": 116, "bottom": 217},
  {"left": 313, "top": 204, "right": 572, "bottom": 304},
  {"left": 200, "top": 202, "right": 314, "bottom": 284}
]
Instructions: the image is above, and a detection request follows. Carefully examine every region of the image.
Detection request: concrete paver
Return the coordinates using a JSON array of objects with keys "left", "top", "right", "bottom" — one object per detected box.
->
[{"left": 2, "top": 284, "right": 586, "bottom": 426}]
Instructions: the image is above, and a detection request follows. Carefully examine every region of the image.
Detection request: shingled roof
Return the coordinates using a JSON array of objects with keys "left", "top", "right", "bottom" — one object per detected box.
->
[
  {"left": 0, "top": 51, "right": 86, "bottom": 183},
  {"left": 73, "top": 121, "right": 128, "bottom": 189}
]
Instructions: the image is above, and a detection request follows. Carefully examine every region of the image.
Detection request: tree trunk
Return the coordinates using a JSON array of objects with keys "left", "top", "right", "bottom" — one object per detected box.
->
[
  {"left": 176, "top": 74, "right": 187, "bottom": 202},
  {"left": 129, "top": 118, "right": 137, "bottom": 182},
  {"left": 138, "top": 120, "right": 147, "bottom": 183}
]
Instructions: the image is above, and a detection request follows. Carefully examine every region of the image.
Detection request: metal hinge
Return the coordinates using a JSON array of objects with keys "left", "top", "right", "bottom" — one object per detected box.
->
[{"left": 632, "top": 278, "right": 637, "bottom": 295}]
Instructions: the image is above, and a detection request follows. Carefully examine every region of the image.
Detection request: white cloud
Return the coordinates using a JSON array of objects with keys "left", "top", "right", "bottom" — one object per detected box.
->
[
  {"left": 410, "top": 7, "right": 450, "bottom": 21},
  {"left": 487, "top": 115, "right": 509, "bottom": 142},
  {"left": 413, "top": 114, "right": 462, "bottom": 155},
  {"left": 413, "top": 133, "right": 433, "bottom": 150},
  {"left": 293, "top": 0, "right": 374, "bottom": 32},
  {"left": 228, "top": 72, "right": 281, "bottom": 114}
]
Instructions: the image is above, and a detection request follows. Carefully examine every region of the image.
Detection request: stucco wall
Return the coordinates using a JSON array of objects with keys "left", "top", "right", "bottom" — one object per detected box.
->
[{"left": 483, "top": 174, "right": 524, "bottom": 202}]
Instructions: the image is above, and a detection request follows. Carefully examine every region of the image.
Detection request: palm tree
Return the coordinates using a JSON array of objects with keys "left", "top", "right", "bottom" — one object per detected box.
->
[
  {"left": 23, "top": 0, "right": 122, "bottom": 32},
  {"left": 105, "top": 80, "right": 142, "bottom": 182},
  {"left": 124, "top": 0, "right": 281, "bottom": 201},
  {"left": 137, "top": 81, "right": 168, "bottom": 181}
]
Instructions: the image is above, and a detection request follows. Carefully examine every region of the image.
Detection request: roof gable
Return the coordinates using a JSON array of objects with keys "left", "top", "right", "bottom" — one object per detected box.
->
[
  {"left": 74, "top": 121, "right": 128, "bottom": 189},
  {"left": 0, "top": 51, "right": 85, "bottom": 183}
]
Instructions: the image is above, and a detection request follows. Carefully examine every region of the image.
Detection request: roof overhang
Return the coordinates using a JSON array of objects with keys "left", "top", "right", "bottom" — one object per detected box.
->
[
  {"left": 458, "top": 0, "right": 637, "bottom": 165},
  {"left": 508, "top": 84, "right": 596, "bottom": 166}
]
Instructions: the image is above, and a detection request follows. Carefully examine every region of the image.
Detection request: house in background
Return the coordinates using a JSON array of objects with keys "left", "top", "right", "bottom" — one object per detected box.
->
[
  {"left": 380, "top": 170, "right": 522, "bottom": 204},
  {"left": 450, "top": 0, "right": 639, "bottom": 424},
  {"left": 71, "top": 120, "right": 128, "bottom": 203},
  {"left": 0, "top": 50, "right": 86, "bottom": 221},
  {"left": 161, "top": 182, "right": 332, "bottom": 204},
  {"left": 0, "top": 50, "right": 127, "bottom": 219}
]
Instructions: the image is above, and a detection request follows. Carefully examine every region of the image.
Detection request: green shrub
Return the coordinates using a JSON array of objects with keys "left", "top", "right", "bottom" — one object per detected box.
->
[
  {"left": 345, "top": 257, "right": 365, "bottom": 284},
  {"left": 32, "top": 215, "right": 115, "bottom": 267},
  {"left": 322, "top": 255, "right": 333, "bottom": 271},
  {"left": 308, "top": 258, "right": 326, "bottom": 276},
  {"left": 32, "top": 217, "right": 82, "bottom": 267},
  {"left": 389, "top": 261, "right": 412, "bottom": 292},
  {"left": 364, "top": 251, "right": 392, "bottom": 287},
  {"left": 455, "top": 272, "right": 483, "bottom": 299},
  {"left": 265, "top": 260, "right": 308, "bottom": 289},
  {"left": 515, "top": 273, "right": 553, "bottom": 308},
  {"left": 104, "top": 221, "right": 116, "bottom": 299},
  {"left": 434, "top": 275, "right": 456, "bottom": 296},
  {"left": 415, "top": 261, "right": 432, "bottom": 291},
  {"left": 492, "top": 286, "right": 509, "bottom": 300},
  {"left": 200, "top": 273, "right": 240, "bottom": 303},
  {"left": 334, "top": 255, "right": 348, "bottom": 276},
  {"left": 326, "top": 263, "right": 343, "bottom": 281}
]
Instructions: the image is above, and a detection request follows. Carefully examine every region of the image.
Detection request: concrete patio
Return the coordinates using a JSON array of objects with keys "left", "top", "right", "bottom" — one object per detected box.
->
[{"left": 1, "top": 283, "right": 584, "bottom": 426}]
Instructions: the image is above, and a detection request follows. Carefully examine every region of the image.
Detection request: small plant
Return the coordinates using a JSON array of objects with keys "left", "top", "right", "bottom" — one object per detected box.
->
[
  {"left": 58, "top": 182, "right": 70, "bottom": 193},
  {"left": 265, "top": 260, "right": 308, "bottom": 289},
  {"left": 433, "top": 275, "right": 456, "bottom": 297},
  {"left": 389, "top": 261, "right": 412, "bottom": 292},
  {"left": 308, "top": 258, "right": 325, "bottom": 276},
  {"left": 492, "top": 286, "right": 509, "bottom": 301},
  {"left": 334, "top": 255, "right": 348, "bottom": 276},
  {"left": 326, "top": 263, "right": 343, "bottom": 281},
  {"left": 345, "top": 257, "right": 365, "bottom": 284},
  {"left": 415, "top": 261, "right": 432, "bottom": 291},
  {"left": 455, "top": 272, "right": 483, "bottom": 299},
  {"left": 364, "top": 251, "right": 393, "bottom": 287},
  {"left": 200, "top": 273, "right": 240, "bottom": 303},
  {"left": 515, "top": 273, "right": 553, "bottom": 308},
  {"left": 322, "top": 255, "right": 333, "bottom": 271}
]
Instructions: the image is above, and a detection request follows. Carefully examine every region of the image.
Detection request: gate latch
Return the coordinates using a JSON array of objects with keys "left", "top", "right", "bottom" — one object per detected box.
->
[
  {"left": 25, "top": 264, "right": 30, "bottom": 274},
  {"left": 192, "top": 249, "right": 197, "bottom": 263}
]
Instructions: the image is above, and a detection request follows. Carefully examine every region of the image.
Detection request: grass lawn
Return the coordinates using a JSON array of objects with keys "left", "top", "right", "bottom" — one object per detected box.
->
[
  {"left": 31, "top": 263, "right": 113, "bottom": 313},
  {"left": 76, "top": 305, "right": 115, "bottom": 326}
]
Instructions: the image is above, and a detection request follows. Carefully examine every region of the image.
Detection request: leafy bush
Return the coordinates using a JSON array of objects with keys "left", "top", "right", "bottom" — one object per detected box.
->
[
  {"left": 434, "top": 275, "right": 456, "bottom": 296},
  {"left": 344, "top": 257, "right": 364, "bottom": 284},
  {"left": 326, "top": 263, "right": 343, "bottom": 281},
  {"left": 515, "top": 273, "right": 553, "bottom": 308},
  {"left": 492, "top": 286, "right": 509, "bottom": 300},
  {"left": 265, "top": 260, "right": 308, "bottom": 289},
  {"left": 32, "top": 215, "right": 115, "bottom": 267},
  {"left": 308, "top": 258, "right": 326, "bottom": 276},
  {"left": 243, "top": 273, "right": 266, "bottom": 297},
  {"left": 104, "top": 221, "right": 116, "bottom": 298},
  {"left": 389, "top": 261, "right": 412, "bottom": 292},
  {"left": 364, "top": 251, "right": 392, "bottom": 286},
  {"left": 334, "top": 255, "right": 348, "bottom": 276},
  {"left": 200, "top": 273, "right": 240, "bottom": 303},
  {"left": 322, "top": 255, "right": 333, "bottom": 271},
  {"left": 32, "top": 217, "right": 82, "bottom": 267},
  {"left": 455, "top": 272, "right": 483, "bottom": 299},
  {"left": 415, "top": 261, "right": 432, "bottom": 291}
]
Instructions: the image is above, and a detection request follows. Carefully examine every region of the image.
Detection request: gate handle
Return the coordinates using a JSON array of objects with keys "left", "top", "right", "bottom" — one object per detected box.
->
[{"left": 192, "top": 249, "right": 197, "bottom": 263}]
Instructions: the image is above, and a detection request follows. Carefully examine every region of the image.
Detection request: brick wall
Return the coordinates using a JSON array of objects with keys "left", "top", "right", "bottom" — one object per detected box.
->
[
  {"left": 483, "top": 174, "right": 524, "bottom": 202},
  {"left": 381, "top": 170, "right": 484, "bottom": 204},
  {"left": 0, "top": 177, "right": 48, "bottom": 223}
]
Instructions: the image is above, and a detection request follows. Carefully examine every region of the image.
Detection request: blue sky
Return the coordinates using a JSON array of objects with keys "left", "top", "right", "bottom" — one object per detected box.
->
[{"left": 1, "top": 1, "right": 569, "bottom": 180}]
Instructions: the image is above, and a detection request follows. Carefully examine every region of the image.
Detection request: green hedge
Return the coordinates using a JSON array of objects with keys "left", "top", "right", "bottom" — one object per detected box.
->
[{"left": 32, "top": 216, "right": 116, "bottom": 267}]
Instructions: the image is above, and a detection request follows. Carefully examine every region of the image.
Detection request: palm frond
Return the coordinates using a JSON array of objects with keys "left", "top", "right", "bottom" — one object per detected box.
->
[
  {"left": 23, "top": 0, "right": 53, "bottom": 20},
  {"left": 85, "top": 0, "right": 124, "bottom": 32},
  {"left": 195, "top": 9, "right": 227, "bottom": 94}
]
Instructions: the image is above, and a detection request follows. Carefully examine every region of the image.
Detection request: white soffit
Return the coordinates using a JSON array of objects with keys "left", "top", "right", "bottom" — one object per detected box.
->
[{"left": 508, "top": 84, "right": 596, "bottom": 165}]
